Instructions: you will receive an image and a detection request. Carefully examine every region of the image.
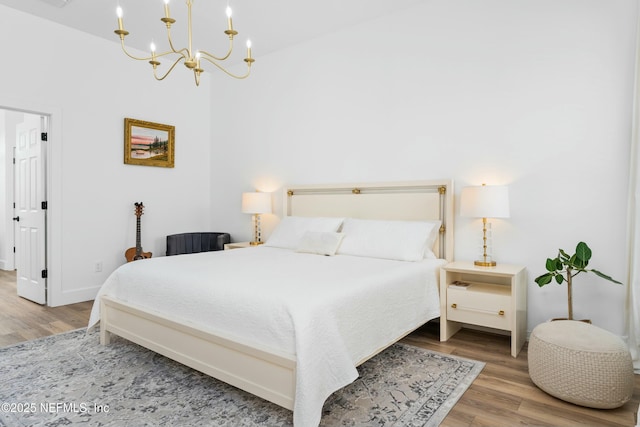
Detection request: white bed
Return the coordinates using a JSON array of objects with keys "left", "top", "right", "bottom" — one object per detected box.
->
[{"left": 88, "top": 180, "right": 454, "bottom": 427}]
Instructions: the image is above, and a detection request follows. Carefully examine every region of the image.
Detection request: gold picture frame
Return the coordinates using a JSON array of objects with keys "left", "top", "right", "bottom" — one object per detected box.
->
[{"left": 124, "top": 118, "right": 175, "bottom": 168}]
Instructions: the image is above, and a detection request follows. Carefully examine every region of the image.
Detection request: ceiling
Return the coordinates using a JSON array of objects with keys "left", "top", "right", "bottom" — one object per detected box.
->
[{"left": 0, "top": 0, "right": 424, "bottom": 63}]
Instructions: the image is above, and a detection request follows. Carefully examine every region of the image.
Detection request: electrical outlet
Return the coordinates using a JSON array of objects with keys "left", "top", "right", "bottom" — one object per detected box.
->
[{"left": 94, "top": 261, "right": 103, "bottom": 273}]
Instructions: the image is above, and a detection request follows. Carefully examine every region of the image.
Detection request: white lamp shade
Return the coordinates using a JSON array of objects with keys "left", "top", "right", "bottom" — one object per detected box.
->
[
  {"left": 460, "top": 185, "right": 510, "bottom": 218},
  {"left": 241, "top": 192, "right": 272, "bottom": 214}
]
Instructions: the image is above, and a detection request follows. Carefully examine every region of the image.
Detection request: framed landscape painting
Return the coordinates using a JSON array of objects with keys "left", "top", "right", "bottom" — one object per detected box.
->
[{"left": 124, "top": 118, "right": 175, "bottom": 168}]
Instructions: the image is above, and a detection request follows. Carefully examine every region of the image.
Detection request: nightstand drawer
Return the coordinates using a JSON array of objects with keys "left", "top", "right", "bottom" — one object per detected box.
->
[{"left": 447, "top": 288, "right": 511, "bottom": 330}]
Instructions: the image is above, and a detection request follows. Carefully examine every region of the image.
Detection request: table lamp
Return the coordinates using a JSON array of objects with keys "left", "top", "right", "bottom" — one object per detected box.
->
[
  {"left": 241, "top": 192, "right": 272, "bottom": 245},
  {"left": 460, "top": 184, "right": 510, "bottom": 266}
]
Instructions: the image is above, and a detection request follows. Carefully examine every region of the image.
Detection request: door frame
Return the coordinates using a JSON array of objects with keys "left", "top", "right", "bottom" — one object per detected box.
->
[{"left": 1, "top": 97, "right": 61, "bottom": 306}]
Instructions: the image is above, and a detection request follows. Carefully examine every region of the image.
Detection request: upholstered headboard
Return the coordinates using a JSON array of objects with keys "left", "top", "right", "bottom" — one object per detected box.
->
[{"left": 283, "top": 180, "right": 454, "bottom": 261}]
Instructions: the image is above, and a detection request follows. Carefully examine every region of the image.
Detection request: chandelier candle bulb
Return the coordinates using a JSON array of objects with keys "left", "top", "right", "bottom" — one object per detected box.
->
[
  {"left": 247, "top": 40, "right": 252, "bottom": 59},
  {"left": 116, "top": 6, "right": 124, "bottom": 31},
  {"left": 163, "top": 0, "right": 171, "bottom": 19},
  {"left": 149, "top": 42, "right": 160, "bottom": 67},
  {"left": 226, "top": 6, "right": 233, "bottom": 31}
]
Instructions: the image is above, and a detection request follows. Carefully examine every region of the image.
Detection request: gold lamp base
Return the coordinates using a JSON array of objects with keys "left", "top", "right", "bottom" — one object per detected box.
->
[
  {"left": 250, "top": 213, "right": 265, "bottom": 246},
  {"left": 474, "top": 260, "right": 496, "bottom": 267},
  {"left": 474, "top": 217, "right": 497, "bottom": 267}
]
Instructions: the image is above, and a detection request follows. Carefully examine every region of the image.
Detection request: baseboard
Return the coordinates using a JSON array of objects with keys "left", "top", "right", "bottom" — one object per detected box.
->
[{"left": 49, "top": 286, "right": 98, "bottom": 307}]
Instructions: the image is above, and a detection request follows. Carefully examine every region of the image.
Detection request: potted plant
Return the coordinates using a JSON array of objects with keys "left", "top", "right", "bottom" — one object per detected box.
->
[{"left": 534, "top": 241, "right": 622, "bottom": 320}]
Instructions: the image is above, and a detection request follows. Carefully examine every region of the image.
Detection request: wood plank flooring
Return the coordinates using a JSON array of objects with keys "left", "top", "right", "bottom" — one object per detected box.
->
[
  {"left": 1, "top": 268, "right": 638, "bottom": 426},
  {"left": 0, "top": 269, "right": 92, "bottom": 347},
  {"left": 406, "top": 326, "right": 640, "bottom": 427}
]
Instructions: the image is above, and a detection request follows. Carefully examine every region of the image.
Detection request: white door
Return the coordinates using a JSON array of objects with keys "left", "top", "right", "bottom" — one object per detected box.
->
[{"left": 15, "top": 114, "right": 47, "bottom": 304}]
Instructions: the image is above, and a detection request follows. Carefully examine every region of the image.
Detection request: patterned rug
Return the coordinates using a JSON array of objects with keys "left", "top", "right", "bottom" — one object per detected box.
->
[{"left": 0, "top": 329, "right": 484, "bottom": 426}]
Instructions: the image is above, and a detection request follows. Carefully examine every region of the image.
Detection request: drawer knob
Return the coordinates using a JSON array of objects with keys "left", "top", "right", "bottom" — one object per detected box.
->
[
  {"left": 498, "top": 310, "right": 505, "bottom": 316},
  {"left": 451, "top": 303, "right": 457, "bottom": 309}
]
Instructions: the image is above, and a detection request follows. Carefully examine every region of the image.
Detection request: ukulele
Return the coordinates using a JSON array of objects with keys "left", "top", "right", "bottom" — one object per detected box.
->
[{"left": 125, "top": 202, "right": 152, "bottom": 262}]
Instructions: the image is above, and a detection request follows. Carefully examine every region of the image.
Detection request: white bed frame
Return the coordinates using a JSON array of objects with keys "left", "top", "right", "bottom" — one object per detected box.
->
[{"left": 100, "top": 179, "right": 454, "bottom": 413}]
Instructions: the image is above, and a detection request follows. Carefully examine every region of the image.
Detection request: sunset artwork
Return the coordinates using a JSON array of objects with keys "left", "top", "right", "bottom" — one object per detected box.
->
[
  {"left": 130, "top": 126, "right": 169, "bottom": 160},
  {"left": 124, "top": 118, "right": 175, "bottom": 168}
]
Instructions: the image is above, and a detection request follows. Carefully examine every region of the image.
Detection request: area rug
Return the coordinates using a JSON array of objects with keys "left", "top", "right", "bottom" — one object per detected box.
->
[{"left": 0, "top": 329, "right": 484, "bottom": 426}]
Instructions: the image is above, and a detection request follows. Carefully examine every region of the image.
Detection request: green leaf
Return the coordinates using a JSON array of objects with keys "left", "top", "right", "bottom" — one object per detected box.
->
[
  {"left": 590, "top": 269, "right": 623, "bottom": 284},
  {"left": 575, "top": 242, "right": 592, "bottom": 264},
  {"left": 545, "top": 258, "right": 558, "bottom": 272},
  {"left": 535, "top": 273, "right": 553, "bottom": 287},
  {"left": 554, "top": 258, "right": 564, "bottom": 270},
  {"left": 559, "top": 249, "right": 570, "bottom": 261},
  {"left": 555, "top": 274, "right": 564, "bottom": 284}
]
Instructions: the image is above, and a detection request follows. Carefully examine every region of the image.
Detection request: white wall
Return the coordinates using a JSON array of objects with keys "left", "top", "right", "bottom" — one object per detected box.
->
[
  {"left": 0, "top": 111, "right": 7, "bottom": 270},
  {"left": 210, "top": 0, "right": 638, "bottom": 335},
  {"left": 0, "top": 5, "right": 212, "bottom": 305}
]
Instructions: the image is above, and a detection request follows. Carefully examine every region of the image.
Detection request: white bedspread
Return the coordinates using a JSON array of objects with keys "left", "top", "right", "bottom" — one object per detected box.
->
[{"left": 88, "top": 246, "right": 444, "bottom": 427}]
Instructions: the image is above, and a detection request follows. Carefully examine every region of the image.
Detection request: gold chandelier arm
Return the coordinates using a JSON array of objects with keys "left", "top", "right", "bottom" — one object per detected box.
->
[
  {"left": 199, "top": 48, "right": 233, "bottom": 61},
  {"left": 120, "top": 40, "right": 153, "bottom": 61},
  {"left": 165, "top": 27, "right": 190, "bottom": 57},
  {"left": 152, "top": 56, "right": 185, "bottom": 81},
  {"left": 154, "top": 49, "right": 188, "bottom": 61},
  {"left": 199, "top": 56, "right": 252, "bottom": 79},
  {"left": 199, "top": 38, "right": 234, "bottom": 61},
  {"left": 119, "top": 39, "right": 188, "bottom": 63}
]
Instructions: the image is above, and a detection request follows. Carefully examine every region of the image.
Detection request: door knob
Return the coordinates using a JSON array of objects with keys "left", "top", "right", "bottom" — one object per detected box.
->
[{"left": 12, "top": 216, "right": 19, "bottom": 222}]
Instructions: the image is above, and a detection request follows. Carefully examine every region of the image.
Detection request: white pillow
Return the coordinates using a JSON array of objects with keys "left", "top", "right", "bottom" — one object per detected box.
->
[
  {"left": 337, "top": 218, "right": 441, "bottom": 262},
  {"left": 423, "top": 221, "right": 442, "bottom": 259},
  {"left": 296, "top": 231, "right": 345, "bottom": 256},
  {"left": 264, "top": 216, "right": 344, "bottom": 249}
]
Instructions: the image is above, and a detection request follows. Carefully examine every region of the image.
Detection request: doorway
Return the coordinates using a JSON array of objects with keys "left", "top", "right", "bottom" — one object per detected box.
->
[{"left": 1, "top": 108, "right": 48, "bottom": 305}]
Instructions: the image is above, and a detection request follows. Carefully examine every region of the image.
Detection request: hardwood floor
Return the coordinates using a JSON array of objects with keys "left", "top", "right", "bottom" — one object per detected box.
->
[
  {"left": 1, "top": 268, "right": 638, "bottom": 426},
  {"left": 406, "top": 325, "right": 640, "bottom": 427},
  {"left": 0, "top": 269, "right": 92, "bottom": 347}
]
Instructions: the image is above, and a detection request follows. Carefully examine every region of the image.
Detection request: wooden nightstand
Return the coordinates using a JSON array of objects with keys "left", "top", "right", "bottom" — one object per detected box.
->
[
  {"left": 223, "top": 242, "right": 254, "bottom": 250},
  {"left": 440, "top": 261, "right": 527, "bottom": 357}
]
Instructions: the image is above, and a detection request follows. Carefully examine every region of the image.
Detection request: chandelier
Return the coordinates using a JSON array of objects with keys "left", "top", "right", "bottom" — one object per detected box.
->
[{"left": 114, "top": 0, "right": 254, "bottom": 86}]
